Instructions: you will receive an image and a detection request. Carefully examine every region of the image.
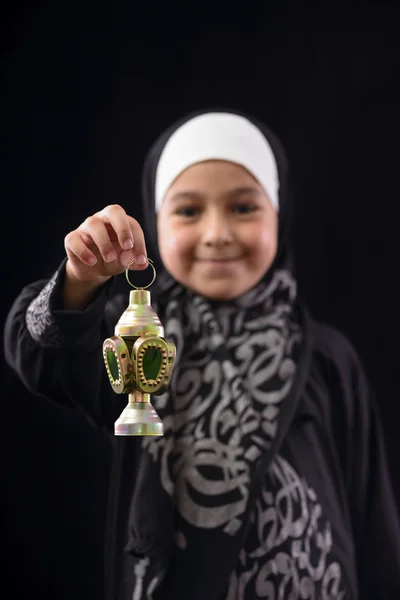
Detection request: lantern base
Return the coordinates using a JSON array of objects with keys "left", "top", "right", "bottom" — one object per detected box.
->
[{"left": 114, "top": 401, "right": 163, "bottom": 436}]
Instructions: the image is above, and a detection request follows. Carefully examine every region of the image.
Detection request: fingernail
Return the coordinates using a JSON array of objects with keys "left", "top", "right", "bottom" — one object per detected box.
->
[
  {"left": 123, "top": 238, "right": 133, "bottom": 250},
  {"left": 87, "top": 256, "right": 97, "bottom": 265},
  {"left": 136, "top": 254, "right": 147, "bottom": 265},
  {"left": 105, "top": 251, "right": 117, "bottom": 263}
]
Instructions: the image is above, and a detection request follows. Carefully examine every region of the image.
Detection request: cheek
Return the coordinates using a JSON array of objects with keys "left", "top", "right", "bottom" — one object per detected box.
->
[
  {"left": 158, "top": 223, "right": 195, "bottom": 268},
  {"left": 260, "top": 227, "right": 278, "bottom": 254},
  {"left": 243, "top": 222, "right": 278, "bottom": 257}
]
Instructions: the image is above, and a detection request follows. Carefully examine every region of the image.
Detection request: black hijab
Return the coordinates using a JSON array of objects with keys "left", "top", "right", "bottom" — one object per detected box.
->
[{"left": 125, "top": 110, "right": 311, "bottom": 600}]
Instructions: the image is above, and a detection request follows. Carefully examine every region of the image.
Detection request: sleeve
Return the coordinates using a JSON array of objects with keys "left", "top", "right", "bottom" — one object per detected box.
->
[
  {"left": 3, "top": 261, "right": 127, "bottom": 433},
  {"left": 344, "top": 351, "right": 400, "bottom": 599}
]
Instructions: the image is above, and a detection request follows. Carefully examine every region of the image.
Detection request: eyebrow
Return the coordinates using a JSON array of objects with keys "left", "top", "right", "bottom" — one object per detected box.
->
[{"left": 169, "top": 187, "right": 261, "bottom": 202}]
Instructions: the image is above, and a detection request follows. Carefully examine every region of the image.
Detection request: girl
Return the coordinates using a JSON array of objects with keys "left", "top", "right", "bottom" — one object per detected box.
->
[{"left": 4, "top": 110, "right": 400, "bottom": 599}]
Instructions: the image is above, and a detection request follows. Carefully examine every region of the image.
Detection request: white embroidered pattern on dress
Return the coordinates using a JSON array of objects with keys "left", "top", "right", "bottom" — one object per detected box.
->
[
  {"left": 226, "top": 455, "right": 345, "bottom": 599},
  {"left": 26, "top": 271, "right": 63, "bottom": 347}
]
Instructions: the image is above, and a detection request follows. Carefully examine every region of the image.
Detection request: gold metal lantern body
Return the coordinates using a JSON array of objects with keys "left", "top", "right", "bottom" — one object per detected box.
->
[{"left": 103, "top": 287, "right": 176, "bottom": 437}]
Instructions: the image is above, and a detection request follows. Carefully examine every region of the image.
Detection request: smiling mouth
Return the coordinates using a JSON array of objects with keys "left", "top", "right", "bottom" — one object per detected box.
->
[{"left": 196, "top": 257, "right": 243, "bottom": 262}]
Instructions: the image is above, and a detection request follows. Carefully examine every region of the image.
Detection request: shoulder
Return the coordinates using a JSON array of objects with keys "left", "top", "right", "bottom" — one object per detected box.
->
[
  {"left": 304, "top": 311, "right": 372, "bottom": 428},
  {"left": 304, "top": 311, "right": 369, "bottom": 405},
  {"left": 299, "top": 314, "right": 374, "bottom": 481},
  {"left": 307, "top": 313, "right": 364, "bottom": 378}
]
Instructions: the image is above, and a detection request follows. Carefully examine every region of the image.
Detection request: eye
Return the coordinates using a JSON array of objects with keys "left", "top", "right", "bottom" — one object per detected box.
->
[
  {"left": 232, "top": 203, "right": 257, "bottom": 214},
  {"left": 175, "top": 206, "right": 200, "bottom": 217}
]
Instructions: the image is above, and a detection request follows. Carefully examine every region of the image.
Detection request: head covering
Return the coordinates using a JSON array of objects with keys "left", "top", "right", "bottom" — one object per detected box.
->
[
  {"left": 154, "top": 112, "right": 279, "bottom": 212},
  {"left": 126, "top": 110, "right": 309, "bottom": 600},
  {"left": 141, "top": 108, "right": 294, "bottom": 276}
]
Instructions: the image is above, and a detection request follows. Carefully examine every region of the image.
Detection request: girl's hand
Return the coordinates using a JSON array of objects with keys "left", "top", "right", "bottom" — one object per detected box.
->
[
  {"left": 64, "top": 204, "right": 148, "bottom": 285},
  {"left": 63, "top": 205, "right": 148, "bottom": 308}
]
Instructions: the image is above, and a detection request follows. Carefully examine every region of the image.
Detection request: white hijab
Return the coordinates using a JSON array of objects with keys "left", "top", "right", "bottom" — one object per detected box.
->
[{"left": 154, "top": 112, "right": 280, "bottom": 212}]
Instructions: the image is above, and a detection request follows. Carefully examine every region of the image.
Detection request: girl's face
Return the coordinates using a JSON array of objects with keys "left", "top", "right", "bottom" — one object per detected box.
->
[{"left": 157, "top": 160, "right": 278, "bottom": 300}]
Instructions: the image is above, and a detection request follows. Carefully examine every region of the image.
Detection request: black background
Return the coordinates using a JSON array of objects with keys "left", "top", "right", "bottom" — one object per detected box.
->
[{"left": 2, "top": 2, "right": 400, "bottom": 598}]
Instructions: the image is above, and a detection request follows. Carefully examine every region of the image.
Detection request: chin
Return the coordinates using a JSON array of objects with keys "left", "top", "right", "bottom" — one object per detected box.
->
[
  {"left": 196, "top": 272, "right": 269, "bottom": 301},
  {"left": 195, "top": 284, "right": 245, "bottom": 301}
]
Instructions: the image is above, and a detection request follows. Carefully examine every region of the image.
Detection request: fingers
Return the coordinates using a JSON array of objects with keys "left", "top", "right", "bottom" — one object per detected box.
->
[
  {"left": 64, "top": 230, "right": 98, "bottom": 266},
  {"left": 97, "top": 205, "right": 134, "bottom": 251},
  {"left": 98, "top": 205, "right": 148, "bottom": 266},
  {"left": 65, "top": 205, "right": 148, "bottom": 270},
  {"left": 81, "top": 216, "right": 119, "bottom": 263},
  {"left": 127, "top": 215, "right": 147, "bottom": 266}
]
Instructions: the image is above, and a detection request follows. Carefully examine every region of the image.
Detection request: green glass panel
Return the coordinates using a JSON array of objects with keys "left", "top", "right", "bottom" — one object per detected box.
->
[
  {"left": 142, "top": 349, "right": 162, "bottom": 380},
  {"left": 107, "top": 350, "right": 119, "bottom": 381}
]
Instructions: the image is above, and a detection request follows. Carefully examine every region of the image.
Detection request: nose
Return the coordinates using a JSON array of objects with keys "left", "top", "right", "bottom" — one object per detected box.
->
[{"left": 202, "top": 211, "right": 233, "bottom": 247}]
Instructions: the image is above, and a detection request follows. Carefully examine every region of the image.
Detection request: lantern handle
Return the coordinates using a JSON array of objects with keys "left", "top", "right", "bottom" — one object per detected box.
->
[{"left": 125, "top": 258, "right": 156, "bottom": 290}]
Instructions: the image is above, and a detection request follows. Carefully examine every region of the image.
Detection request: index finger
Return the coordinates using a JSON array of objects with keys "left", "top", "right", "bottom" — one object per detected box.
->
[
  {"left": 127, "top": 215, "right": 148, "bottom": 265},
  {"left": 98, "top": 205, "right": 148, "bottom": 264},
  {"left": 97, "top": 205, "right": 135, "bottom": 250}
]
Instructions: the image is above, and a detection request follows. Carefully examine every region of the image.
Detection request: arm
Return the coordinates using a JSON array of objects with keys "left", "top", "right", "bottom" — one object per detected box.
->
[
  {"left": 316, "top": 322, "right": 400, "bottom": 597},
  {"left": 344, "top": 353, "right": 400, "bottom": 598},
  {"left": 3, "top": 261, "right": 125, "bottom": 432},
  {"left": 4, "top": 204, "right": 149, "bottom": 432}
]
